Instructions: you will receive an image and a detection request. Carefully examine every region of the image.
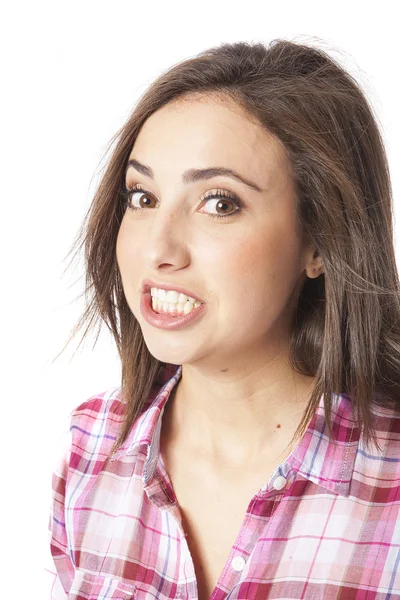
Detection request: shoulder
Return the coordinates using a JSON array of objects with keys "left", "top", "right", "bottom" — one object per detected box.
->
[
  {"left": 72, "top": 385, "right": 125, "bottom": 426},
  {"left": 369, "top": 399, "right": 400, "bottom": 446},
  {"left": 68, "top": 386, "right": 125, "bottom": 468},
  {"left": 67, "top": 365, "right": 181, "bottom": 471},
  {"left": 356, "top": 400, "right": 400, "bottom": 479}
]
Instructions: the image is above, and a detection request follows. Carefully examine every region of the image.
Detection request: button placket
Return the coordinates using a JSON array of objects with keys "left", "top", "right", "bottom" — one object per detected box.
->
[
  {"left": 231, "top": 555, "right": 246, "bottom": 572},
  {"left": 260, "top": 469, "right": 294, "bottom": 494},
  {"left": 272, "top": 475, "right": 287, "bottom": 491}
]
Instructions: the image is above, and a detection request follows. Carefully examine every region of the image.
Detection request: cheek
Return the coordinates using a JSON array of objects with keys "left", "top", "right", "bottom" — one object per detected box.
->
[
  {"left": 115, "top": 227, "right": 125, "bottom": 269},
  {"left": 217, "top": 228, "right": 302, "bottom": 312},
  {"left": 116, "top": 219, "right": 140, "bottom": 259},
  {"left": 116, "top": 222, "right": 138, "bottom": 277},
  {"left": 221, "top": 231, "right": 283, "bottom": 285}
]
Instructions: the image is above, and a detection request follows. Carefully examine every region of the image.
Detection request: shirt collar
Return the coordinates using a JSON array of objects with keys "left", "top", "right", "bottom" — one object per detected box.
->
[
  {"left": 112, "top": 364, "right": 360, "bottom": 496},
  {"left": 111, "top": 364, "right": 182, "bottom": 476},
  {"left": 288, "top": 391, "right": 360, "bottom": 496}
]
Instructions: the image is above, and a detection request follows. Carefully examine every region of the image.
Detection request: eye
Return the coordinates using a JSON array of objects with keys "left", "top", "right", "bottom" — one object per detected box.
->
[
  {"left": 123, "top": 184, "right": 157, "bottom": 210},
  {"left": 199, "top": 189, "right": 243, "bottom": 220},
  {"left": 120, "top": 183, "right": 243, "bottom": 221}
]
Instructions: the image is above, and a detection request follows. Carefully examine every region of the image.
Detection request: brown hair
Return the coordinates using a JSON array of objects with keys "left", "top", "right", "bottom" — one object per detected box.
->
[{"left": 58, "top": 38, "right": 400, "bottom": 454}]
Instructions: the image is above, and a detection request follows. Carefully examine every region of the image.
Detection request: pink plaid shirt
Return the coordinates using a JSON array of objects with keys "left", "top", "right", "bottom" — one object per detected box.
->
[{"left": 47, "top": 363, "right": 400, "bottom": 599}]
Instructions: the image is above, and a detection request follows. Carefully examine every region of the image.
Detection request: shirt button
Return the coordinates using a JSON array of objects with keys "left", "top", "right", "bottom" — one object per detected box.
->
[
  {"left": 231, "top": 556, "right": 246, "bottom": 572},
  {"left": 273, "top": 475, "right": 287, "bottom": 491}
]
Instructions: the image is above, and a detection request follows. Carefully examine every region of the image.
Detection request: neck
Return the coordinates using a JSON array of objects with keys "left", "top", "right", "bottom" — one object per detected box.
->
[{"left": 162, "top": 356, "right": 316, "bottom": 467}]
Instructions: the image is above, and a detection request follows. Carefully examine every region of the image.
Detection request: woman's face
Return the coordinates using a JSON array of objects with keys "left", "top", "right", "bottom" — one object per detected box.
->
[{"left": 116, "top": 95, "right": 313, "bottom": 370}]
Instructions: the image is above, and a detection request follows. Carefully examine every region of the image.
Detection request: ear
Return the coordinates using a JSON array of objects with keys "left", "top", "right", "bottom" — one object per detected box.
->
[{"left": 303, "top": 246, "right": 324, "bottom": 279}]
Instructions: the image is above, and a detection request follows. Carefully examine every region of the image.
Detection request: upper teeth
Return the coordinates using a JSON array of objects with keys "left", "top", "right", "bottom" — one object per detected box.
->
[{"left": 150, "top": 287, "right": 200, "bottom": 304}]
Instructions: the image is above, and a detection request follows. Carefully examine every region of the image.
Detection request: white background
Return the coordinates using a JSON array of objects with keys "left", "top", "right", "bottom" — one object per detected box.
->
[{"left": 1, "top": 1, "right": 399, "bottom": 594}]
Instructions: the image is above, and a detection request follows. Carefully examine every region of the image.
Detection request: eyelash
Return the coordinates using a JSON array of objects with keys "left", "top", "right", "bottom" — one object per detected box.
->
[{"left": 120, "top": 183, "right": 243, "bottom": 221}]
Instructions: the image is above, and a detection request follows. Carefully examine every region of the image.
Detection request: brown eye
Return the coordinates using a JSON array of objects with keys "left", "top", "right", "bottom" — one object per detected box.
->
[
  {"left": 199, "top": 189, "right": 243, "bottom": 220},
  {"left": 123, "top": 184, "right": 157, "bottom": 210},
  {"left": 121, "top": 184, "right": 243, "bottom": 221}
]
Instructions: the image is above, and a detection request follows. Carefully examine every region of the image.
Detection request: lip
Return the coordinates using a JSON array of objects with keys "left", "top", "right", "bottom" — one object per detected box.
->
[
  {"left": 140, "top": 290, "right": 207, "bottom": 330},
  {"left": 140, "top": 278, "right": 204, "bottom": 303}
]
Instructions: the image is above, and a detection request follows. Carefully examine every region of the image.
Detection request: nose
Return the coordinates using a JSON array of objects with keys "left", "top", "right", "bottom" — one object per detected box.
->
[{"left": 140, "top": 200, "right": 190, "bottom": 271}]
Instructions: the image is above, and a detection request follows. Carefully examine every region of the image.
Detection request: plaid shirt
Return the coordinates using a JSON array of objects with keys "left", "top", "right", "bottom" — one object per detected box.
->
[{"left": 47, "top": 364, "right": 400, "bottom": 599}]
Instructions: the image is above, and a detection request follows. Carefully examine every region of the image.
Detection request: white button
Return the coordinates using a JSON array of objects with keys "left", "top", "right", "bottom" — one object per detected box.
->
[
  {"left": 231, "top": 556, "right": 246, "bottom": 572},
  {"left": 273, "top": 475, "right": 287, "bottom": 491}
]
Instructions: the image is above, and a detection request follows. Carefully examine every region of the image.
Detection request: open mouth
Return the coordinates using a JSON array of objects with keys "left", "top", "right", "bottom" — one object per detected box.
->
[
  {"left": 148, "top": 293, "right": 203, "bottom": 318},
  {"left": 140, "top": 290, "right": 206, "bottom": 329},
  {"left": 151, "top": 304, "right": 180, "bottom": 318}
]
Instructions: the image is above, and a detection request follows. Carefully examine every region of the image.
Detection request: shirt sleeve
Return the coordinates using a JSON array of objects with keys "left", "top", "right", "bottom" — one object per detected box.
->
[{"left": 46, "top": 428, "right": 75, "bottom": 599}]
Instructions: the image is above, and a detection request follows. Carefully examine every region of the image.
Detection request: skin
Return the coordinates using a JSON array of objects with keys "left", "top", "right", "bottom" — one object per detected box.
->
[{"left": 116, "top": 93, "right": 324, "bottom": 468}]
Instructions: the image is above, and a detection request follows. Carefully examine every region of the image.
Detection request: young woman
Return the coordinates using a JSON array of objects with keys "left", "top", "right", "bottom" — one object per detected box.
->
[{"left": 48, "top": 39, "right": 400, "bottom": 599}]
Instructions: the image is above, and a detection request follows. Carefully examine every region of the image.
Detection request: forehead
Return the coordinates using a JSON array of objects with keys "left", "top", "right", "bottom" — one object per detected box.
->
[{"left": 129, "top": 95, "right": 291, "bottom": 185}]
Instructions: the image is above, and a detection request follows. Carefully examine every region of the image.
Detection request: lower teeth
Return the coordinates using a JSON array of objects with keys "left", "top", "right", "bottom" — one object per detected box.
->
[{"left": 151, "top": 299, "right": 199, "bottom": 316}]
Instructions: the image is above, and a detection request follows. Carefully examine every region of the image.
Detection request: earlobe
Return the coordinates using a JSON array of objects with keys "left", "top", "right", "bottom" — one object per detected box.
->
[
  {"left": 304, "top": 249, "right": 324, "bottom": 279},
  {"left": 306, "top": 258, "right": 324, "bottom": 279}
]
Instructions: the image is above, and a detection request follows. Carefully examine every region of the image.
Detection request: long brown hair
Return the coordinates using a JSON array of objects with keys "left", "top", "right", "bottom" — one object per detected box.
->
[{"left": 58, "top": 39, "right": 400, "bottom": 454}]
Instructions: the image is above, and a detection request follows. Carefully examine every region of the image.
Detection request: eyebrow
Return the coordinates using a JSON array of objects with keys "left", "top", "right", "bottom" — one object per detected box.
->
[{"left": 125, "top": 158, "right": 263, "bottom": 193}]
